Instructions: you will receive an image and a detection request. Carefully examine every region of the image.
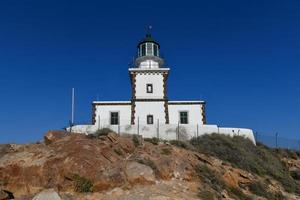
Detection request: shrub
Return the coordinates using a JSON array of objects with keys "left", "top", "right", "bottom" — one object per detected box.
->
[
  {"left": 195, "top": 164, "right": 250, "bottom": 200},
  {"left": 290, "top": 170, "right": 300, "bottom": 181},
  {"left": 144, "top": 137, "right": 159, "bottom": 145},
  {"left": 87, "top": 128, "right": 113, "bottom": 139},
  {"left": 114, "top": 148, "right": 124, "bottom": 156},
  {"left": 247, "top": 181, "right": 285, "bottom": 200},
  {"left": 276, "top": 148, "right": 299, "bottom": 160},
  {"left": 132, "top": 135, "right": 140, "bottom": 147},
  {"left": 190, "top": 134, "right": 300, "bottom": 194},
  {"left": 161, "top": 148, "right": 172, "bottom": 155},
  {"left": 72, "top": 174, "right": 93, "bottom": 193},
  {"left": 198, "top": 190, "right": 216, "bottom": 200},
  {"left": 169, "top": 140, "right": 193, "bottom": 150}
]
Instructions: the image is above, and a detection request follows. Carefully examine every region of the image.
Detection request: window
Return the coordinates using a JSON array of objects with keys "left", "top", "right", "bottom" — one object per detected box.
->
[
  {"left": 146, "top": 84, "right": 153, "bottom": 93},
  {"left": 110, "top": 112, "right": 119, "bottom": 125},
  {"left": 147, "top": 115, "right": 154, "bottom": 124},
  {"left": 141, "top": 44, "right": 146, "bottom": 56},
  {"left": 179, "top": 111, "right": 188, "bottom": 124}
]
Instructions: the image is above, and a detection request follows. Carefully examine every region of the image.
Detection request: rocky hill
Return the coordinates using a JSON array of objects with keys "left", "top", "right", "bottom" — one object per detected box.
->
[{"left": 0, "top": 130, "right": 300, "bottom": 200}]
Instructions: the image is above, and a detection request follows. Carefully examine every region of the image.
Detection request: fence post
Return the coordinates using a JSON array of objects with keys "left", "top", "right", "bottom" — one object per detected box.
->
[
  {"left": 98, "top": 116, "right": 100, "bottom": 130},
  {"left": 137, "top": 117, "right": 140, "bottom": 136},
  {"left": 255, "top": 131, "right": 258, "bottom": 142},
  {"left": 276, "top": 132, "right": 279, "bottom": 148},
  {"left": 118, "top": 124, "right": 120, "bottom": 135},
  {"left": 177, "top": 121, "right": 179, "bottom": 140},
  {"left": 69, "top": 120, "right": 72, "bottom": 133},
  {"left": 157, "top": 119, "right": 159, "bottom": 139},
  {"left": 197, "top": 124, "right": 199, "bottom": 138}
]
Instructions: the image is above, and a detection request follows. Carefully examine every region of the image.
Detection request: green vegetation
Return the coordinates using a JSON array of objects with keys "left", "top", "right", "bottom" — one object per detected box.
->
[
  {"left": 144, "top": 137, "right": 159, "bottom": 145},
  {"left": 114, "top": 148, "right": 124, "bottom": 156},
  {"left": 290, "top": 170, "right": 300, "bottom": 181},
  {"left": 169, "top": 140, "right": 193, "bottom": 150},
  {"left": 87, "top": 128, "right": 113, "bottom": 139},
  {"left": 198, "top": 190, "right": 216, "bottom": 200},
  {"left": 161, "top": 147, "right": 172, "bottom": 155},
  {"left": 190, "top": 134, "right": 300, "bottom": 194},
  {"left": 72, "top": 174, "right": 93, "bottom": 193},
  {"left": 195, "top": 165, "right": 251, "bottom": 200},
  {"left": 275, "top": 148, "right": 300, "bottom": 160},
  {"left": 247, "top": 181, "right": 285, "bottom": 200},
  {"left": 132, "top": 134, "right": 141, "bottom": 147}
]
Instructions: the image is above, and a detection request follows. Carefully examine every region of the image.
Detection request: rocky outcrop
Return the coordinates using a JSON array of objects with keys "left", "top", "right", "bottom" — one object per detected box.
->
[{"left": 0, "top": 131, "right": 299, "bottom": 199}]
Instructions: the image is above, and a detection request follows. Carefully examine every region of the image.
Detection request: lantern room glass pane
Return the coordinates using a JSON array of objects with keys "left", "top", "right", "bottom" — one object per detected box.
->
[
  {"left": 154, "top": 44, "right": 158, "bottom": 56},
  {"left": 146, "top": 43, "right": 153, "bottom": 55},
  {"left": 141, "top": 44, "right": 146, "bottom": 56}
]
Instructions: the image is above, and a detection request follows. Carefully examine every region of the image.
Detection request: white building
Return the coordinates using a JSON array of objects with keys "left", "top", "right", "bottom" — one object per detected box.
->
[{"left": 72, "top": 33, "right": 255, "bottom": 144}]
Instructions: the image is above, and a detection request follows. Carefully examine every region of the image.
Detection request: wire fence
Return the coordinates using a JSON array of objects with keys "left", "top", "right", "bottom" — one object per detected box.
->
[
  {"left": 68, "top": 121, "right": 300, "bottom": 151},
  {"left": 254, "top": 132, "right": 300, "bottom": 151}
]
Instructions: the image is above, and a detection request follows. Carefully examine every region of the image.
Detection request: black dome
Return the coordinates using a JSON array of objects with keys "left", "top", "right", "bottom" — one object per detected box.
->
[{"left": 138, "top": 33, "right": 160, "bottom": 47}]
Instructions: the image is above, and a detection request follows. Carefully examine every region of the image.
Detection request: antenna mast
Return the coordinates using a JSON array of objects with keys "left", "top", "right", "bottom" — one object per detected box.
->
[{"left": 71, "top": 88, "right": 75, "bottom": 125}]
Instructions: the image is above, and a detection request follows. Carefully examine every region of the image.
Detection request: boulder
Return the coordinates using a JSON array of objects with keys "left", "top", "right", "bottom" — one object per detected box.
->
[
  {"left": 32, "top": 189, "right": 61, "bottom": 200},
  {"left": 44, "top": 131, "right": 68, "bottom": 145},
  {"left": 0, "top": 190, "right": 8, "bottom": 200},
  {"left": 0, "top": 190, "right": 14, "bottom": 200},
  {"left": 125, "top": 161, "right": 156, "bottom": 185}
]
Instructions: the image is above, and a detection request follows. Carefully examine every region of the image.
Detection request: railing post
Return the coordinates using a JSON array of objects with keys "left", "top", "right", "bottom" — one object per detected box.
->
[{"left": 157, "top": 119, "right": 159, "bottom": 139}]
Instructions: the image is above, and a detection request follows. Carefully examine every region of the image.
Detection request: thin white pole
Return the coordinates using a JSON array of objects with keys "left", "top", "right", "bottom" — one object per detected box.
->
[{"left": 71, "top": 88, "right": 75, "bottom": 125}]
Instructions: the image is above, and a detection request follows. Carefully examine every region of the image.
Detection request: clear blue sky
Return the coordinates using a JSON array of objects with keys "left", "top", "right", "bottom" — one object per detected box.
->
[{"left": 0, "top": 0, "right": 299, "bottom": 143}]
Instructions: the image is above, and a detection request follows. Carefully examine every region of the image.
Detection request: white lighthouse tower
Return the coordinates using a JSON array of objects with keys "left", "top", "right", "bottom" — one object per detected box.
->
[{"left": 129, "top": 32, "right": 170, "bottom": 125}]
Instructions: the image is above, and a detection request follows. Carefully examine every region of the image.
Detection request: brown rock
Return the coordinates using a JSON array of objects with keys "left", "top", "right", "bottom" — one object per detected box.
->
[
  {"left": 125, "top": 161, "right": 156, "bottom": 185},
  {"left": 44, "top": 131, "right": 68, "bottom": 145}
]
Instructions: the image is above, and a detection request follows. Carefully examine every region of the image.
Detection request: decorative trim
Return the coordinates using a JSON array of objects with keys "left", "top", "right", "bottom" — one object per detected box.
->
[
  {"left": 201, "top": 104, "right": 206, "bottom": 124},
  {"left": 129, "top": 71, "right": 169, "bottom": 76},
  {"left": 163, "top": 73, "right": 169, "bottom": 124},
  {"left": 164, "top": 100, "right": 169, "bottom": 124},
  {"left": 130, "top": 73, "right": 137, "bottom": 124}
]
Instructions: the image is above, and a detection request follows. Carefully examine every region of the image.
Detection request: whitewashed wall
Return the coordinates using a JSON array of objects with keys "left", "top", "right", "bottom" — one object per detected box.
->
[
  {"left": 94, "top": 104, "right": 131, "bottom": 126},
  {"left": 135, "top": 73, "right": 164, "bottom": 99},
  {"left": 69, "top": 124, "right": 256, "bottom": 144},
  {"left": 134, "top": 101, "right": 166, "bottom": 124},
  {"left": 168, "top": 103, "right": 204, "bottom": 125}
]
